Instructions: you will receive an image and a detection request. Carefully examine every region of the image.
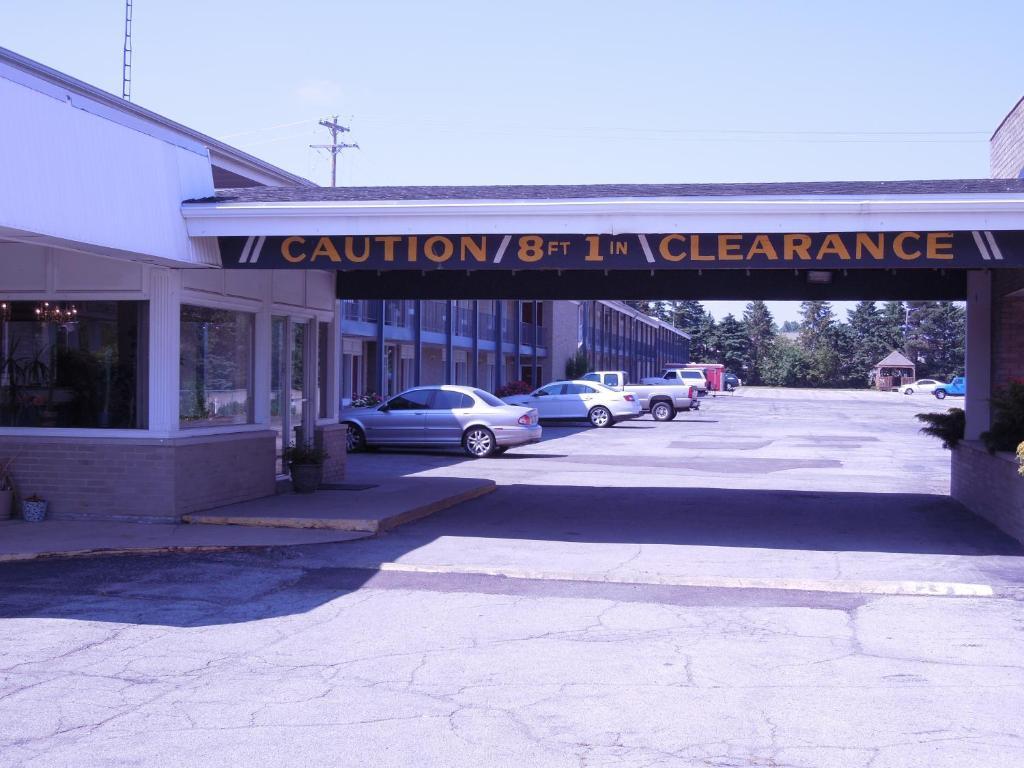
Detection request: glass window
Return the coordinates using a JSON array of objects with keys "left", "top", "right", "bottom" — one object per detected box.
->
[
  {"left": 581, "top": 373, "right": 599, "bottom": 382},
  {"left": 386, "top": 390, "right": 431, "bottom": 410},
  {"left": 565, "top": 383, "right": 596, "bottom": 395},
  {"left": 179, "top": 305, "right": 253, "bottom": 428},
  {"left": 430, "top": 390, "right": 471, "bottom": 410},
  {"left": 0, "top": 300, "right": 147, "bottom": 429},
  {"left": 602, "top": 374, "right": 618, "bottom": 387},
  {"left": 664, "top": 371, "right": 677, "bottom": 379},
  {"left": 535, "top": 384, "right": 564, "bottom": 397},
  {"left": 472, "top": 389, "right": 505, "bottom": 408}
]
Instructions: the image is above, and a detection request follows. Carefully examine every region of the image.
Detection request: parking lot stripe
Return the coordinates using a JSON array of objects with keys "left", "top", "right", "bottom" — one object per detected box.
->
[{"left": 372, "top": 562, "right": 996, "bottom": 597}]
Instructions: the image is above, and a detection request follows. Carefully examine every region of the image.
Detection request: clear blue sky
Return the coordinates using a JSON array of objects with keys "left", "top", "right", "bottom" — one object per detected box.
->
[{"left": 4, "top": 1, "right": 1020, "bottom": 323}]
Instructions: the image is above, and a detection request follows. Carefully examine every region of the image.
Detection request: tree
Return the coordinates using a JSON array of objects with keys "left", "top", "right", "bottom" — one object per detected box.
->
[
  {"left": 780, "top": 320, "right": 800, "bottom": 333},
  {"left": 845, "top": 301, "right": 889, "bottom": 387},
  {"left": 760, "top": 337, "right": 813, "bottom": 387},
  {"left": 798, "top": 301, "right": 840, "bottom": 386},
  {"left": 905, "top": 301, "right": 965, "bottom": 379},
  {"left": 742, "top": 300, "right": 775, "bottom": 384},
  {"left": 879, "top": 301, "right": 906, "bottom": 352},
  {"left": 715, "top": 314, "right": 748, "bottom": 376}
]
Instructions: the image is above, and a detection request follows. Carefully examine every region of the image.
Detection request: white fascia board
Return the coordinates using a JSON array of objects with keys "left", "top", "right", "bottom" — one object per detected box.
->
[{"left": 182, "top": 194, "right": 1024, "bottom": 237}]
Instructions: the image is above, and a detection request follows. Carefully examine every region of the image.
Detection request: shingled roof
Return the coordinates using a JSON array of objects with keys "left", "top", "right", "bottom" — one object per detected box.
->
[
  {"left": 187, "top": 178, "right": 1024, "bottom": 205},
  {"left": 874, "top": 350, "right": 915, "bottom": 369}
]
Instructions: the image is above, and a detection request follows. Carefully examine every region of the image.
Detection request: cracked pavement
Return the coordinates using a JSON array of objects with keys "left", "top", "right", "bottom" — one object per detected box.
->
[{"left": 1, "top": 389, "right": 1023, "bottom": 767}]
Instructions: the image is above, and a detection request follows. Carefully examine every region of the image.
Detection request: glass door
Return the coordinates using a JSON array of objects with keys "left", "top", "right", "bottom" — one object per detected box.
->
[{"left": 270, "top": 316, "right": 311, "bottom": 475}]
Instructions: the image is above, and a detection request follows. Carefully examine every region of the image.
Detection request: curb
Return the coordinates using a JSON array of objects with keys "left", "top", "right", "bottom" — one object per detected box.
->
[
  {"left": 182, "top": 481, "right": 496, "bottom": 533},
  {"left": 369, "top": 562, "right": 999, "bottom": 598}
]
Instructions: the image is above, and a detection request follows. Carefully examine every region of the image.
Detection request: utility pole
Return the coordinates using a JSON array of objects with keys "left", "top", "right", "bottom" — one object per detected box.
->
[
  {"left": 310, "top": 116, "right": 358, "bottom": 187},
  {"left": 122, "top": 0, "right": 133, "bottom": 101}
]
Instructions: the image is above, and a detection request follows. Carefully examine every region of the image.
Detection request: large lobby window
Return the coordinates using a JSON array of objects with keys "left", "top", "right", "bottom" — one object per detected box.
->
[
  {"left": 0, "top": 300, "right": 147, "bottom": 429},
  {"left": 179, "top": 305, "right": 253, "bottom": 428}
]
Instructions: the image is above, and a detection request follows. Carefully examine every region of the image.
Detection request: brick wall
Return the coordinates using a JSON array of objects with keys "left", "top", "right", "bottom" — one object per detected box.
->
[
  {"left": 991, "top": 95, "right": 1024, "bottom": 179},
  {"left": 952, "top": 441, "right": 1024, "bottom": 544},
  {"left": 992, "top": 270, "right": 1024, "bottom": 388},
  {"left": 0, "top": 431, "right": 276, "bottom": 522}
]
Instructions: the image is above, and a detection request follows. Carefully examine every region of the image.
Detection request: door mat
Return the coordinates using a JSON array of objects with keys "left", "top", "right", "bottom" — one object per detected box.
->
[{"left": 318, "top": 483, "right": 379, "bottom": 491}]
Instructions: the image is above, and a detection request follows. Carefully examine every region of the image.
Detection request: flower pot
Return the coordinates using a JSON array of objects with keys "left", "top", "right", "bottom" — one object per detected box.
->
[
  {"left": 289, "top": 462, "right": 323, "bottom": 494},
  {"left": 0, "top": 489, "right": 12, "bottom": 520},
  {"left": 21, "top": 498, "right": 48, "bottom": 522}
]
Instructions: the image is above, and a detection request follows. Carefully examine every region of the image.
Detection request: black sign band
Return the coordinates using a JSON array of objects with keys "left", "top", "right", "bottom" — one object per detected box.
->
[{"left": 220, "top": 231, "right": 1021, "bottom": 270}]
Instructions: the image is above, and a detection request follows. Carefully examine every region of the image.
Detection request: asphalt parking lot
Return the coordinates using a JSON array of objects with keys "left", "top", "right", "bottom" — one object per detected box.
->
[{"left": 2, "top": 388, "right": 1023, "bottom": 767}]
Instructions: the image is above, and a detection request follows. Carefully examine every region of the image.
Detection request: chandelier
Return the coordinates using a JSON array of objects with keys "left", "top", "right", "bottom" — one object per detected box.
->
[{"left": 34, "top": 302, "right": 78, "bottom": 324}]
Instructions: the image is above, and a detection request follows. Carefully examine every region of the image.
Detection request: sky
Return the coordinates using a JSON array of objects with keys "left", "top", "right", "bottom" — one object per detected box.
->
[{"left": 3, "top": 1, "right": 1020, "bottom": 324}]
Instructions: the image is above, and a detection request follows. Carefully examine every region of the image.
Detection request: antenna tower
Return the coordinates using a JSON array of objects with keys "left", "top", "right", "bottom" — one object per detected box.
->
[{"left": 122, "top": 0, "right": 133, "bottom": 101}]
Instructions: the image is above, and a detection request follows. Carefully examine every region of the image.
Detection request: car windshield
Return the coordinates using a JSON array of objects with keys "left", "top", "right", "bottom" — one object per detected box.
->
[{"left": 473, "top": 389, "right": 506, "bottom": 408}]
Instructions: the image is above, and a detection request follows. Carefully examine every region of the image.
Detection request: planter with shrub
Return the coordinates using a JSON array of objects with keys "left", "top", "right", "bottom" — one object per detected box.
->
[{"left": 284, "top": 442, "right": 328, "bottom": 494}]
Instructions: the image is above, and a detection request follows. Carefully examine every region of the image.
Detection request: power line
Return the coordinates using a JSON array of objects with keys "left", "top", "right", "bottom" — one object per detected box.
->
[{"left": 310, "top": 116, "right": 359, "bottom": 187}]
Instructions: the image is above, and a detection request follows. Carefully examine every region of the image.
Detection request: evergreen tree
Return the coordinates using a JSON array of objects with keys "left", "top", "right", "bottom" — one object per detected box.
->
[
  {"left": 742, "top": 300, "right": 775, "bottom": 384},
  {"left": 780, "top": 320, "right": 800, "bottom": 333},
  {"left": 691, "top": 311, "right": 718, "bottom": 362},
  {"left": 906, "top": 301, "right": 966, "bottom": 379},
  {"left": 879, "top": 301, "right": 906, "bottom": 353},
  {"left": 716, "top": 314, "right": 748, "bottom": 376},
  {"left": 846, "top": 301, "right": 889, "bottom": 386},
  {"left": 760, "top": 336, "right": 813, "bottom": 387},
  {"left": 798, "top": 301, "right": 840, "bottom": 386}
]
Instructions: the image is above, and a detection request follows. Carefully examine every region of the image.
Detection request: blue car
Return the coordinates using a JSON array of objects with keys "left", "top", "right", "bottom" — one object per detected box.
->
[{"left": 933, "top": 377, "right": 966, "bottom": 399}]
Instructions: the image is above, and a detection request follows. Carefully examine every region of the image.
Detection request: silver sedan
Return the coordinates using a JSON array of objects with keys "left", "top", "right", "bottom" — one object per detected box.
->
[
  {"left": 341, "top": 385, "right": 542, "bottom": 458},
  {"left": 503, "top": 379, "right": 642, "bottom": 427}
]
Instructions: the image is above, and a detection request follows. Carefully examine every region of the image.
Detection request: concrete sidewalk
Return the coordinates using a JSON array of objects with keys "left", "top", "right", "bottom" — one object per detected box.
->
[
  {"left": 0, "top": 519, "right": 370, "bottom": 562},
  {"left": 0, "top": 476, "right": 496, "bottom": 561},
  {"left": 183, "top": 477, "right": 495, "bottom": 532}
]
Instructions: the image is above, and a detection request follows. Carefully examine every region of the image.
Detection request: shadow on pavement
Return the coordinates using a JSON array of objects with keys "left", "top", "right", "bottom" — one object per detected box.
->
[{"left": 0, "top": 484, "right": 1019, "bottom": 629}]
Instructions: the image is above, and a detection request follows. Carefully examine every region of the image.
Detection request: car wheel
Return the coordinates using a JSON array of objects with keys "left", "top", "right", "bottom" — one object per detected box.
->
[
  {"left": 904, "top": 387, "right": 913, "bottom": 395},
  {"left": 345, "top": 423, "right": 367, "bottom": 453},
  {"left": 463, "top": 426, "right": 497, "bottom": 458},
  {"left": 651, "top": 402, "right": 675, "bottom": 422},
  {"left": 935, "top": 390, "right": 947, "bottom": 400},
  {"left": 588, "top": 405, "right": 613, "bottom": 428}
]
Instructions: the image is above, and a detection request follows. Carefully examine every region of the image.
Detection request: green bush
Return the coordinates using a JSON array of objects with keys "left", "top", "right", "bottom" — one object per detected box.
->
[
  {"left": 981, "top": 381, "right": 1024, "bottom": 453},
  {"left": 283, "top": 441, "right": 328, "bottom": 465},
  {"left": 916, "top": 408, "right": 965, "bottom": 450}
]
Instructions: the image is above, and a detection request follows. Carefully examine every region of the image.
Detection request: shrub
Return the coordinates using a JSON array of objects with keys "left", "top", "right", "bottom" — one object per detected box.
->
[
  {"left": 283, "top": 441, "right": 328, "bottom": 465},
  {"left": 495, "top": 381, "right": 533, "bottom": 398},
  {"left": 351, "top": 393, "right": 382, "bottom": 408},
  {"left": 564, "top": 349, "right": 590, "bottom": 380},
  {"left": 981, "top": 381, "right": 1024, "bottom": 453},
  {"left": 916, "top": 408, "right": 965, "bottom": 450},
  {"left": 1017, "top": 441, "right": 1024, "bottom": 478}
]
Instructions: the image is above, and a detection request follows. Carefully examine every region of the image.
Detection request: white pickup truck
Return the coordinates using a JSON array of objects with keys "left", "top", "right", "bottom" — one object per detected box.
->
[
  {"left": 641, "top": 367, "right": 710, "bottom": 397},
  {"left": 582, "top": 370, "right": 699, "bottom": 421}
]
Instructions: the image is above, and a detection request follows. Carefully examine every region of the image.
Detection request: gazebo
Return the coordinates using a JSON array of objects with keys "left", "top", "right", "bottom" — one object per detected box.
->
[{"left": 872, "top": 351, "right": 916, "bottom": 391}]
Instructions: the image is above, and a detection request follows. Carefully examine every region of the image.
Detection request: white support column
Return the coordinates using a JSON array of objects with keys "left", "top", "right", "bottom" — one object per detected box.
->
[
  {"left": 964, "top": 270, "right": 992, "bottom": 441},
  {"left": 147, "top": 267, "right": 181, "bottom": 434},
  {"left": 252, "top": 309, "right": 271, "bottom": 426},
  {"left": 327, "top": 301, "right": 342, "bottom": 421},
  {"left": 303, "top": 317, "right": 317, "bottom": 442}
]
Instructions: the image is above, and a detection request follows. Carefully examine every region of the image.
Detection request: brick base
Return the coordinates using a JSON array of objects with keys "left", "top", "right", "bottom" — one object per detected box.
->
[
  {"left": 951, "top": 441, "right": 1024, "bottom": 544},
  {"left": 314, "top": 423, "right": 347, "bottom": 483},
  {"left": 0, "top": 430, "right": 276, "bottom": 522}
]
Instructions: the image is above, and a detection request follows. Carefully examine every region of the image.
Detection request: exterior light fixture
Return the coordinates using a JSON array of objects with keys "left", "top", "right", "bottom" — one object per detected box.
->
[
  {"left": 0, "top": 302, "right": 10, "bottom": 322},
  {"left": 806, "top": 271, "right": 833, "bottom": 285},
  {"left": 34, "top": 301, "right": 78, "bottom": 324}
]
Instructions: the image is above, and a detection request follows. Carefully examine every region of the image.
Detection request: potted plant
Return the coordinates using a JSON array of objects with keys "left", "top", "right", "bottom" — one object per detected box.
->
[
  {"left": 283, "top": 441, "right": 328, "bottom": 494},
  {"left": 21, "top": 494, "right": 47, "bottom": 522},
  {"left": 0, "top": 458, "right": 13, "bottom": 520}
]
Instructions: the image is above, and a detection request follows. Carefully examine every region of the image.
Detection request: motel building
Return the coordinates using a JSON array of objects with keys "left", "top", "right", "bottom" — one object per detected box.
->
[
  {"left": 2, "top": 46, "right": 1024, "bottom": 545},
  {"left": 339, "top": 298, "right": 688, "bottom": 402}
]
